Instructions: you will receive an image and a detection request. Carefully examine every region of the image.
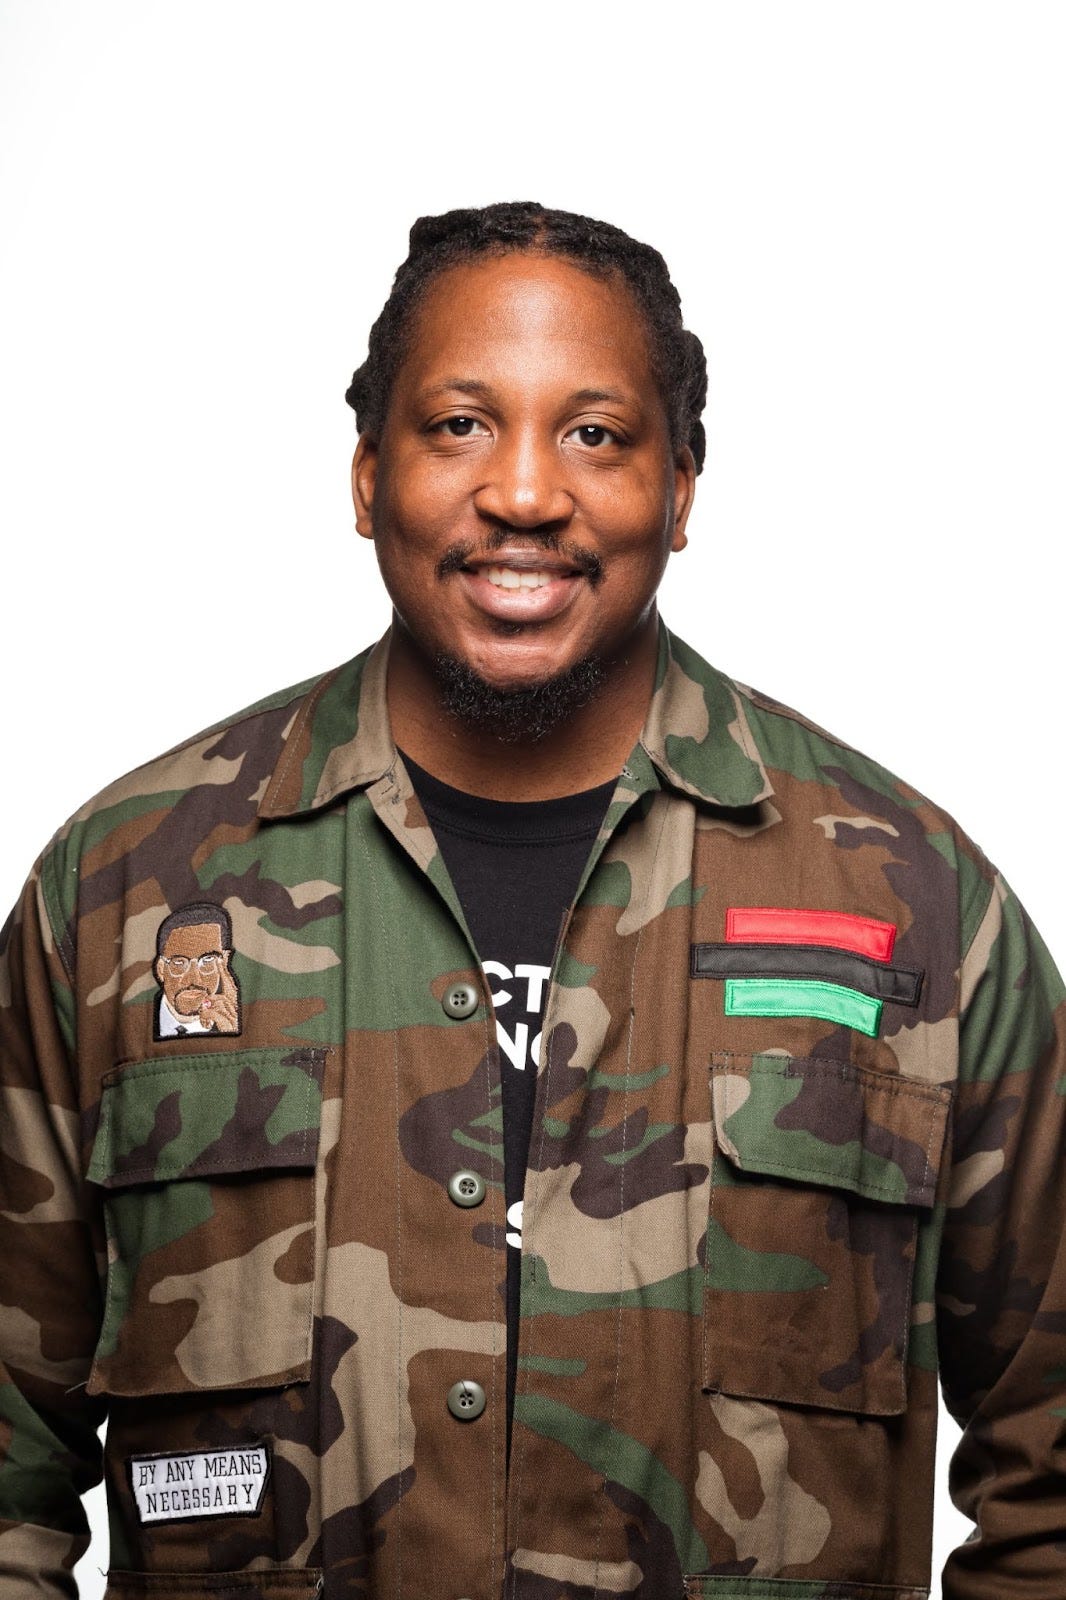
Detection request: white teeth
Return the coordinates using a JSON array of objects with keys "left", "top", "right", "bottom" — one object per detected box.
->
[{"left": 482, "top": 565, "right": 556, "bottom": 590}]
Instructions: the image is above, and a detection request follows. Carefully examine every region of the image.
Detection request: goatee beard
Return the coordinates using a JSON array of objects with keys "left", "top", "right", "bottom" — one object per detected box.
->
[{"left": 431, "top": 652, "right": 607, "bottom": 744}]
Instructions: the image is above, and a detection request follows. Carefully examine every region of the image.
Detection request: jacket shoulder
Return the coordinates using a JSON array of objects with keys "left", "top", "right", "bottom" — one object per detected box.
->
[
  {"left": 36, "top": 662, "right": 344, "bottom": 937},
  {"left": 731, "top": 673, "right": 998, "bottom": 951}
]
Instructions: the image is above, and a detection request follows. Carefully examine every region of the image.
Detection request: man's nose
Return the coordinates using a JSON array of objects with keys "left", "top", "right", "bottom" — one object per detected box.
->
[{"left": 472, "top": 426, "right": 574, "bottom": 529}]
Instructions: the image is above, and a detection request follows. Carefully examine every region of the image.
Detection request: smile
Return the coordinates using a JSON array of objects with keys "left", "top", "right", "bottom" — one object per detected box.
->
[
  {"left": 481, "top": 565, "right": 564, "bottom": 590},
  {"left": 456, "top": 558, "right": 586, "bottom": 625}
]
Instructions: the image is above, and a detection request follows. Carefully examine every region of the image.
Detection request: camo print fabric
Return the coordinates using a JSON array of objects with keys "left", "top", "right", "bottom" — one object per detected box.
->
[{"left": 1, "top": 625, "right": 1064, "bottom": 1599}]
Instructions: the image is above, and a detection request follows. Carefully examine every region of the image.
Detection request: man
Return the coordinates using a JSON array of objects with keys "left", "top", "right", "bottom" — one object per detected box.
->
[
  {"left": 0, "top": 202, "right": 1063, "bottom": 1599},
  {"left": 153, "top": 903, "right": 241, "bottom": 1038}
]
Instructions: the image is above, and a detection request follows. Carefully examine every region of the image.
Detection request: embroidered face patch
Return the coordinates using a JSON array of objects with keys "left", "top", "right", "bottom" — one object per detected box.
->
[
  {"left": 128, "top": 1443, "right": 269, "bottom": 1523},
  {"left": 692, "top": 907, "right": 923, "bottom": 1038},
  {"left": 153, "top": 900, "right": 242, "bottom": 1040}
]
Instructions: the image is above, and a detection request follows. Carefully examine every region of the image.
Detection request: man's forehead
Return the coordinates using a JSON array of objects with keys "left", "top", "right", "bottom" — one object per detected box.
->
[
  {"left": 404, "top": 254, "right": 649, "bottom": 365},
  {"left": 164, "top": 921, "right": 223, "bottom": 950}
]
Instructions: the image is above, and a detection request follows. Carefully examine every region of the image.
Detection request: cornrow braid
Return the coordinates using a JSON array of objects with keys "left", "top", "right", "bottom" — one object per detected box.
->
[{"left": 345, "top": 201, "right": 707, "bottom": 473}]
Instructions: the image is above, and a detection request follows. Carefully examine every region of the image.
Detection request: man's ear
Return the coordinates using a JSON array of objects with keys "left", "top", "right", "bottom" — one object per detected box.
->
[
  {"left": 670, "top": 445, "right": 697, "bottom": 554},
  {"left": 352, "top": 434, "right": 378, "bottom": 542},
  {"left": 154, "top": 958, "right": 165, "bottom": 985}
]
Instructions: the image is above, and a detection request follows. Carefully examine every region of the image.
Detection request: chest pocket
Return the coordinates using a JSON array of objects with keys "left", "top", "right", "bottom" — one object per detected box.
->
[
  {"left": 85, "top": 1046, "right": 326, "bottom": 1397},
  {"left": 704, "top": 1051, "right": 951, "bottom": 1415}
]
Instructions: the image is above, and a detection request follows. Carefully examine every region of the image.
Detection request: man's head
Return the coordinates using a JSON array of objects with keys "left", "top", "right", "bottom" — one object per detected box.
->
[
  {"left": 154, "top": 901, "right": 233, "bottom": 1018},
  {"left": 346, "top": 203, "right": 707, "bottom": 472},
  {"left": 347, "top": 202, "right": 706, "bottom": 741}
]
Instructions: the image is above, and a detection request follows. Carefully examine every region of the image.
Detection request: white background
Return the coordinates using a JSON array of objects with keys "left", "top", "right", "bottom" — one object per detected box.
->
[{"left": 2, "top": 3, "right": 1064, "bottom": 1595}]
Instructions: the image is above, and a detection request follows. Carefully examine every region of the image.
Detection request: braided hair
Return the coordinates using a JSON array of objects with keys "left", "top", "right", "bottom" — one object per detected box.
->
[{"left": 345, "top": 201, "right": 707, "bottom": 474}]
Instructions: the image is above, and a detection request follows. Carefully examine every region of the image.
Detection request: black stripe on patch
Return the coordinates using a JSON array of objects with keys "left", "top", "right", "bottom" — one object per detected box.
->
[{"left": 690, "top": 942, "right": 924, "bottom": 1006}]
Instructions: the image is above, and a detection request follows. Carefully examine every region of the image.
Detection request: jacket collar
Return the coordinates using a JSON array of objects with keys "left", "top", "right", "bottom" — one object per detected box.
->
[{"left": 258, "top": 622, "right": 773, "bottom": 821}]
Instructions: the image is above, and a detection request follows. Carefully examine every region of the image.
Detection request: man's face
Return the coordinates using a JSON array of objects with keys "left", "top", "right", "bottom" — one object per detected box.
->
[
  {"left": 351, "top": 253, "right": 695, "bottom": 695},
  {"left": 156, "top": 922, "right": 226, "bottom": 1016}
]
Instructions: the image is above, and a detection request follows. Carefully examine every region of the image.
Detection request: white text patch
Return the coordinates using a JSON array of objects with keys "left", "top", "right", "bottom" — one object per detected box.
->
[{"left": 128, "top": 1444, "right": 269, "bottom": 1523}]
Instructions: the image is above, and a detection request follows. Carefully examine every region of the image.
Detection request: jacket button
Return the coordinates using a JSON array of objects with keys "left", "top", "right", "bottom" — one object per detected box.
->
[
  {"left": 448, "top": 1170, "right": 486, "bottom": 1208},
  {"left": 447, "top": 1379, "right": 486, "bottom": 1421},
  {"left": 442, "top": 981, "right": 479, "bottom": 1019}
]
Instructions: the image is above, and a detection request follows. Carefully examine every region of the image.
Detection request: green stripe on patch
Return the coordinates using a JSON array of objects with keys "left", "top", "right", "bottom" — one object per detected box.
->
[{"left": 724, "top": 977, "right": 882, "bottom": 1036}]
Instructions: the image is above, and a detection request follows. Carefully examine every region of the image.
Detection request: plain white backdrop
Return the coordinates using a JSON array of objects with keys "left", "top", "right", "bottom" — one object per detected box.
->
[{"left": 2, "top": 3, "right": 1064, "bottom": 1595}]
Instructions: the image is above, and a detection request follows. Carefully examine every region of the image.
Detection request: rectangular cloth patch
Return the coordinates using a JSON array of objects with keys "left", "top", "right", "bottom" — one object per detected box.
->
[
  {"left": 725, "top": 906, "right": 897, "bottom": 962},
  {"left": 128, "top": 1444, "right": 270, "bottom": 1524},
  {"left": 724, "top": 976, "right": 883, "bottom": 1036}
]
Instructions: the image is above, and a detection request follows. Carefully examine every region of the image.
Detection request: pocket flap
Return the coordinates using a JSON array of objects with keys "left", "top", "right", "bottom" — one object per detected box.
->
[
  {"left": 88, "top": 1048, "right": 326, "bottom": 1189},
  {"left": 710, "top": 1051, "right": 951, "bottom": 1208}
]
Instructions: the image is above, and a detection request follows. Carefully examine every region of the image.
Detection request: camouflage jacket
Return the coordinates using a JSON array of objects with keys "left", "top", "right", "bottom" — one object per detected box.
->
[{"left": 1, "top": 625, "right": 1065, "bottom": 1600}]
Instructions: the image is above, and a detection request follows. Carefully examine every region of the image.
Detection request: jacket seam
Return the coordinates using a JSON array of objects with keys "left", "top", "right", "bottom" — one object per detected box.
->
[
  {"left": 593, "top": 788, "right": 672, "bottom": 1599},
  {"left": 39, "top": 845, "right": 76, "bottom": 990},
  {"left": 358, "top": 817, "right": 407, "bottom": 1599},
  {"left": 710, "top": 1051, "right": 951, "bottom": 1101},
  {"left": 266, "top": 669, "right": 341, "bottom": 813},
  {"left": 959, "top": 870, "right": 998, "bottom": 977}
]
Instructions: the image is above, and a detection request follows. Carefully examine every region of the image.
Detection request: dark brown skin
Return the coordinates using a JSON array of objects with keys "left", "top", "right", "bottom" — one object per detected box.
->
[{"left": 351, "top": 252, "right": 696, "bottom": 799}]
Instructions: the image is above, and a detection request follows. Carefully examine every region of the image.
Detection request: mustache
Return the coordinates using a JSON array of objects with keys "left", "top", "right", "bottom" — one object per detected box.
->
[{"left": 437, "top": 528, "right": 604, "bottom": 586}]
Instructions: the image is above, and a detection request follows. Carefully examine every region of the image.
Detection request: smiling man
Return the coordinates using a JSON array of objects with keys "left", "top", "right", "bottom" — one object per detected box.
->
[{"left": 1, "top": 203, "right": 1064, "bottom": 1600}]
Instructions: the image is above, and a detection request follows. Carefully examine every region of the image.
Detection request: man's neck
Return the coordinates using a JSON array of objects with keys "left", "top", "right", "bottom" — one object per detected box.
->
[{"left": 385, "top": 615, "right": 659, "bottom": 801}]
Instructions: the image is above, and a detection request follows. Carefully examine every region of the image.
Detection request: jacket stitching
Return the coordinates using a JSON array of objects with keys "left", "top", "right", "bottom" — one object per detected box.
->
[
  {"left": 710, "top": 1050, "right": 951, "bottom": 1103},
  {"left": 357, "top": 817, "right": 407, "bottom": 1597},
  {"left": 593, "top": 789, "right": 671, "bottom": 1599}
]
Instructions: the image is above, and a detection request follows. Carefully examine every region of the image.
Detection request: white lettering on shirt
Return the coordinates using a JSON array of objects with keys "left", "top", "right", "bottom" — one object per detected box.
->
[{"left": 486, "top": 961, "right": 551, "bottom": 1072}]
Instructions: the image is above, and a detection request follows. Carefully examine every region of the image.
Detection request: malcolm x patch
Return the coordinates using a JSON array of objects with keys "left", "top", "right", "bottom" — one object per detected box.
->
[
  {"left": 128, "top": 1443, "right": 270, "bottom": 1523},
  {"left": 152, "top": 899, "right": 242, "bottom": 1040}
]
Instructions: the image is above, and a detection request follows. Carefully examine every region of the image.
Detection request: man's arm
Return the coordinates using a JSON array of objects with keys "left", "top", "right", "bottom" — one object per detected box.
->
[
  {"left": 937, "top": 868, "right": 1066, "bottom": 1596},
  {"left": 0, "top": 856, "right": 107, "bottom": 1598}
]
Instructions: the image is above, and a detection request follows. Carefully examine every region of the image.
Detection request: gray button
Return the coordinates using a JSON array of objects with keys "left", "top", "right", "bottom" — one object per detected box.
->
[
  {"left": 447, "top": 1379, "right": 486, "bottom": 1421},
  {"left": 448, "top": 1170, "right": 486, "bottom": 1208},
  {"left": 442, "top": 981, "right": 479, "bottom": 1019}
]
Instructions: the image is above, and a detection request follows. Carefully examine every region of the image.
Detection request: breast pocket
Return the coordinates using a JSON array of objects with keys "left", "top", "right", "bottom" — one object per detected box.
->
[
  {"left": 85, "top": 1046, "right": 326, "bottom": 1397},
  {"left": 703, "top": 1050, "right": 951, "bottom": 1415}
]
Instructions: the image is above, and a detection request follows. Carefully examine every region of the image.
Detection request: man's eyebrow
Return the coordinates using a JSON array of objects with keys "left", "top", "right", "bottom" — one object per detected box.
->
[
  {"left": 418, "top": 379, "right": 637, "bottom": 407},
  {"left": 419, "top": 378, "right": 495, "bottom": 402},
  {"left": 568, "top": 387, "right": 634, "bottom": 407}
]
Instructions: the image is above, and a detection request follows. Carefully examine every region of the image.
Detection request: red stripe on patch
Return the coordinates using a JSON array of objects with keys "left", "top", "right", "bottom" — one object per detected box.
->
[{"left": 725, "top": 907, "right": 897, "bottom": 962}]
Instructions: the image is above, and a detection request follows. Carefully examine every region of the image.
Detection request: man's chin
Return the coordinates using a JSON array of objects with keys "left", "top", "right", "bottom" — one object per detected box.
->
[{"left": 431, "top": 651, "right": 607, "bottom": 744}]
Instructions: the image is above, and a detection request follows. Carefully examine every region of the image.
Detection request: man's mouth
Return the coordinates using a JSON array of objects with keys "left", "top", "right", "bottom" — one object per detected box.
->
[
  {"left": 455, "top": 554, "right": 591, "bottom": 625},
  {"left": 434, "top": 541, "right": 602, "bottom": 627},
  {"left": 480, "top": 564, "right": 562, "bottom": 591},
  {"left": 439, "top": 541, "right": 602, "bottom": 584}
]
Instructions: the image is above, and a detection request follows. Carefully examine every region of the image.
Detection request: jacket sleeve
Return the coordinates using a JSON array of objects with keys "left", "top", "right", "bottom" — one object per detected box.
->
[
  {"left": 937, "top": 866, "right": 1066, "bottom": 1596},
  {"left": 0, "top": 853, "right": 107, "bottom": 1598}
]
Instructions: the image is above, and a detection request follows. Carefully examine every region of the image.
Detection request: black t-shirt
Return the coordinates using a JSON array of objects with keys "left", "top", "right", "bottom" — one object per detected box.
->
[{"left": 400, "top": 752, "right": 616, "bottom": 1453}]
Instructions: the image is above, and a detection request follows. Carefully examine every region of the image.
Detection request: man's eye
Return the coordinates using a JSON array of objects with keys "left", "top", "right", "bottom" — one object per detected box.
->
[
  {"left": 567, "top": 424, "right": 618, "bottom": 448},
  {"left": 435, "top": 416, "right": 486, "bottom": 438}
]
